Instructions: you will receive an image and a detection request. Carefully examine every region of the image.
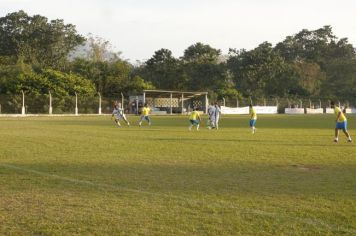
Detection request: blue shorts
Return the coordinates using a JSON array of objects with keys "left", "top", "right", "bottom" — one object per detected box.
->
[
  {"left": 336, "top": 121, "right": 347, "bottom": 130},
  {"left": 250, "top": 119, "right": 257, "bottom": 127},
  {"left": 140, "top": 116, "right": 151, "bottom": 122},
  {"left": 190, "top": 120, "right": 199, "bottom": 125}
]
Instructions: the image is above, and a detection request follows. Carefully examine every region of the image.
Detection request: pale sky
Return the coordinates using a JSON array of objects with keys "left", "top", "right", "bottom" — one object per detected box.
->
[{"left": 1, "top": 0, "right": 355, "bottom": 62}]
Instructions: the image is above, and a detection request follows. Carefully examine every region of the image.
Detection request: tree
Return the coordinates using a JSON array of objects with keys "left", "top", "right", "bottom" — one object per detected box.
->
[
  {"left": 292, "top": 61, "right": 326, "bottom": 96},
  {"left": 180, "top": 43, "right": 230, "bottom": 93},
  {"left": 275, "top": 26, "right": 355, "bottom": 66},
  {"left": 0, "top": 10, "right": 85, "bottom": 69},
  {"left": 0, "top": 62, "right": 95, "bottom": 96},
  {"left": 182, "top": 42, "right": 221, "bottom": 63},
  {"left": 228, "top": 42, "right": 295, "bottom": 97},
  {"left": 139, "top": 49, "right": 185, "bottom": 89},
  {"left": 321, "top": 58, "right": 356, "bottom": 99},
  {"left": 70, "top": 57, "right": 154, "bottom": 97},
  {"left": 274, "top": 26, "right": 356, "bottom": 99}
]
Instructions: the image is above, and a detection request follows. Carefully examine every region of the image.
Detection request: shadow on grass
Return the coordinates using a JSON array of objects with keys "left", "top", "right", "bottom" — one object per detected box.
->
[
  {"left": 152, "top": 137, "right": 353, "bottom": 147},
  {"left": 12, "top": 115, "right": 355, "bottom": 130},
  {"left": 1, "top": 161, "right": 355, "bottom": 198}
]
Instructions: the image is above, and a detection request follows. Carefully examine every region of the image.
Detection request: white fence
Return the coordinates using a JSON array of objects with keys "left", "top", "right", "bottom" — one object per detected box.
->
[
  {"left": 285, "top": 108, "right": 305, "bottom": 114},
  {"left": 306, "top": 108, "right": 324, "bottom": 114},
  {"left": 221, "top": 106, "right": 278, "bottom": 115},
  {"left": 1, "top": 93, "right": 356, "bottom": 116},
  {"left": 286, "top": 108, "right": 356, "bottom": 114},
  {"left": 221, "top": 106, "right": 356, "bottom": 115}
]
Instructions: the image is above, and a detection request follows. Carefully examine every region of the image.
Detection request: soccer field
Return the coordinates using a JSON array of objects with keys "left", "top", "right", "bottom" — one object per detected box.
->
[{"left": 0, "top": 115, "right": 355, "bottom": 235}]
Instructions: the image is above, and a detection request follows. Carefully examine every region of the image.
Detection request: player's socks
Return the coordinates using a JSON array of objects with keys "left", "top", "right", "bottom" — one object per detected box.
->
[
  {"left": 334, "top": 138, "right": 338, "bottom": 142},
  {"left": 196, "top": 124, "right": 200, "bottom": 131}
]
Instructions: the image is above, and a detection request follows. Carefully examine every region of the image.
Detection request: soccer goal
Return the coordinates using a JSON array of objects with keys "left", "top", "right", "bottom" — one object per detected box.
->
[{"left": 128, "top": 90, "right": 209, "bottom": 115}]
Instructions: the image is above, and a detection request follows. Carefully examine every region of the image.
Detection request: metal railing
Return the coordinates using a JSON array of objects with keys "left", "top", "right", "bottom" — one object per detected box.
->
[{"left": 0, "top": 93, "right": 355, "bottom": 115}]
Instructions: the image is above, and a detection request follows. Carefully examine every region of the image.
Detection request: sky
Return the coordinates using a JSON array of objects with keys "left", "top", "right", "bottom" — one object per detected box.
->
[{"left": 1, "top": 0, "right": 356, "bottom": 62}]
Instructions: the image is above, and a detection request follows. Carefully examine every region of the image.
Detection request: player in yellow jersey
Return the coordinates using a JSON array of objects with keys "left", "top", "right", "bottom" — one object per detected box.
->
[
  {"left": 249, "top": 104, "right": 257, "bottom": 134},
  {"left": 331, "top": 101, "right": 352, "bottom": 143},
  {"left": 189, "top": 107, "right": 201, "bottom": 131},
  {"left": 139, "top": 103, "right": 151, "bottom": 126}
]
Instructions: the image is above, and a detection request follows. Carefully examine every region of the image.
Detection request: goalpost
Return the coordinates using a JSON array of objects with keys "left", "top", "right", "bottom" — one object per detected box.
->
[{"left": 131, "top": 90, "right": 209, "bottom": 115}]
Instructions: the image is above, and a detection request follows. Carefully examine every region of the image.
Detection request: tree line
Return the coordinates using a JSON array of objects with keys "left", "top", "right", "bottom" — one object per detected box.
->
[{"left": 1, "top": 10, "right": 355, "bottom": 103}]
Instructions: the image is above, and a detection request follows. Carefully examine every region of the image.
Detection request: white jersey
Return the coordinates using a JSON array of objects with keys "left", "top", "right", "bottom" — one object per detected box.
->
[
  {"left": 215, "top": 105, "right": 221, "bottom": 120},
  {"left": 112, "top": 106, "right": 125, "bottom": 119},
  {"left": 208, "top": 105, "right": 216, "bottom": 119}
]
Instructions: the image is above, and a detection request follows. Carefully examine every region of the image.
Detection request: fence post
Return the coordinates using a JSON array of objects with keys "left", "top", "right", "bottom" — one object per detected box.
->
[
  {"left": 275, "top": 98, "right": 279, "bottom": 108},
  {"left": 299, "top": 99, "right": 303, "bottom": 109},
  {"left": 121, "top": 92, "right": 124, "bottom": 109},
  {"left": 264, "top": 98, "right": 266, "bottom": 106},
  {"left": 98, "top": 92, "right": 102, "bottom": 115},
  {"left": 181, "top": 93, "right": 184, "bottom": 115},
  {"left": 0, "top": 104, "right": 1, "bottom": 114},
  {"left": 309, "top": 99, "right": 312, "bottom": 108},
  {"left": 49, "top": 91, "right": 53, "bottom": 115},
  {"left": 75, "top": 92, "right": 78, "bottom": 115},
  {"left": 205, "top": 93, "right": 208, "bottom": 114},
  {"left": 170, "top": 93, "right": 173, "bottom": 115},
  {"left": 236, "top": 98, "right": 239, "bottom": 108},
  {"left": 319, "top": 99, "right": 321, "bottom": 109},
  {"left": 21, "top": 90, "right": 25, "bottom": 115},
  {"left": 222, "top": 97, "right": 226, "bottom": 107}
]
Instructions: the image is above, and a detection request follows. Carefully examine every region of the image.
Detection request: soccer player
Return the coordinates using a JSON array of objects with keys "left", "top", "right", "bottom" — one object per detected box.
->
[
  {"left": 139, "top": 103, "right": 151, "bottom": 126},
  {"left": 214, "top": 102, "right": 221, "bottom": 130},
  {"left": 112, "top": 102, "right": 130, "bottom": 127},
  {"left": 331, "top": 101, "right": 352, "bottom": 143},
  {"left": 189, "top": 107, "right": 201, "bottom": 131},
  {"left": 249, "top": 104, "right": 257, "bottom": 134},
  {"left": 207, "top": 103, "right": 216, "bottom": 129}
]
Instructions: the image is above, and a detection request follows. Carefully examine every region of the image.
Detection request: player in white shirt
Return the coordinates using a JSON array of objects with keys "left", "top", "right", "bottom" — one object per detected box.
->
[
  {"left": 207, "top": 103, "right": 216, "bottom": 129},
  {"left": 112, "top": 102, "right": 130, "bottom": 127},
  {"left": 214, "top": 102, "right": 221, "bottom": 130}
]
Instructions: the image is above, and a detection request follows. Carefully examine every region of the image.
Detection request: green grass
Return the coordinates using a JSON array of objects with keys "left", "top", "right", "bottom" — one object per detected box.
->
[{"left": 0, "top": 115, "right": 355, "bottom": 235}]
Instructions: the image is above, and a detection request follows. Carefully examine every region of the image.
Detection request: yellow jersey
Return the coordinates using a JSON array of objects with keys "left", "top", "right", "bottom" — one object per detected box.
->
[
  {"left": 334, "top": 107, "right": 346, "bottom": 122},
  {"left": 250, "top": 107, "right": 257, "bottom": 120},
  {"left": 189, "top": 111, "right": 200, "bottom": 120},
  {"left": 142, "top": 107, "right": 150, "bottom": 116}
]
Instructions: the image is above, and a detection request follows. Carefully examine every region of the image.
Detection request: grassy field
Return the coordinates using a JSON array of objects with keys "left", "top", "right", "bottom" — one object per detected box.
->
[{"left": 0, "top": 115, "right": 355, "bottom": 235}]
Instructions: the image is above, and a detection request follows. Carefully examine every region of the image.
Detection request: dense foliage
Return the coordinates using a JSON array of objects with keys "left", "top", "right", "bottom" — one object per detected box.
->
[{"left": 1, "top": 11, "right": 355, "bottom": 101}]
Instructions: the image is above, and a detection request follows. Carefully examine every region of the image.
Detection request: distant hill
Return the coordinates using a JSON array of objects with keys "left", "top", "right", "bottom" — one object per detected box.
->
[{"left": 68, "top": 41, "right": 121, "bottom": 62}]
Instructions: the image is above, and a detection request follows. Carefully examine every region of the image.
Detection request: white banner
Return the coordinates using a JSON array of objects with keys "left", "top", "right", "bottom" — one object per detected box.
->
[
  {"left": 285, "top": 108, "right": 305, "bottom": 114},
  {"left": 221, "top": 106, "right": 249, "bottom": 114},
  {"left": 326, "top": 108, "right": 356, "bottom": 114},
  {"left": 306, "top": 108, "right": 324, "bottom": 114},
  {"left": 221, "top": 106, "right": 278, "bottom": 115},
  {"left": 254, "top": 106, "right": 278, "bottom": 114},
  {"left": 325, "top": 108, "right": 334, "bottom": 114},
  {"left": 346, "top": 108, "right": 356, "bottom": 114}
]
